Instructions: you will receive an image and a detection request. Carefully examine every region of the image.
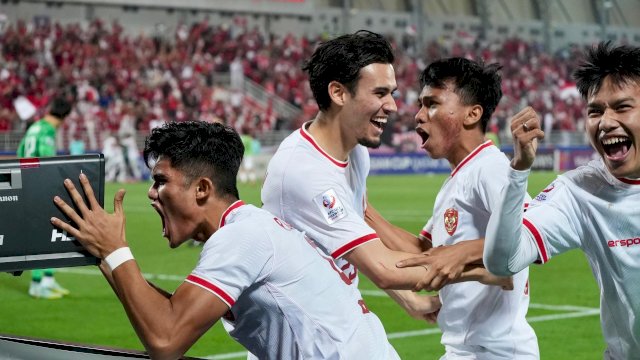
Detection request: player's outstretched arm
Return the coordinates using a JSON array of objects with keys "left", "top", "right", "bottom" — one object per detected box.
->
[
  {"left": 365, "top": 201, "right": 428, "bottom": 253},
  {"left": 51, "top": 174, "right": 229, "bottom": 359},
  {"left": 484, "top": 107, "right": 544, "bottom": 276},
  {"left": 345, "top": 239, "right": 440, "bottom": 290}
]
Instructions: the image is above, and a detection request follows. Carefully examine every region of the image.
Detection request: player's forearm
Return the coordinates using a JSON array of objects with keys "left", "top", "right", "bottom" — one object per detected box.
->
[
  {"left": 365, "top": 203, "right": 423, "bottom": 253},
  {"left": 484, "top": 168, "right": 536, "bottom": 275},
  {"left": 110, "top": 261, "right": 188, "bottom": 359},
  {"left": 346, "top": 241, "right": 429, "bottom": 290},
  {"left": 447, "top": 239, "right": 484, "bottom": 265},
  {"left": 453, "top": 265, "right": 513, "bottom": 289}
]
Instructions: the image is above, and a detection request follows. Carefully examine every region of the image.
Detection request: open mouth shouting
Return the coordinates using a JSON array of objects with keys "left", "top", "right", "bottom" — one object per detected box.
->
[
  {"left": 151, "top": 203, "right": 168, "bottom": 238},
  {"left": 416, "top": 126, "right": 429, "bottom": 149},
  {"left": 601, "top": 134, "right": 632, "bottom": 162}
]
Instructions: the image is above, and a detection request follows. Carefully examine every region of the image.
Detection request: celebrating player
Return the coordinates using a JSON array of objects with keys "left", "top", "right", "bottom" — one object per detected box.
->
[
  {"left": 366, "top": 58, "right": 539, "bottom": 358},
  {"left": 51, "top": 121, "right": 399, "bottom": 359},
  {"left": 483, "top": 42, "right": 640, "bottom": 359},
  {"left": 261, "top": 30, "right": 508, "bottom": 322}
]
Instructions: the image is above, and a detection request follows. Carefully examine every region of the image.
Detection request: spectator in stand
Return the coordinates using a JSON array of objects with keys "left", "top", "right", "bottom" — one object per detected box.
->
[{"left": 1, "top": 17, "right": 589, "bottom": 149}]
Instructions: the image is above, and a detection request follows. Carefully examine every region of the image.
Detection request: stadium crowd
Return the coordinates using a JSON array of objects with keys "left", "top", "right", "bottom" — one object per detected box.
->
[{"left": 1, "top": 17, "right": 587, "bottom": 151}]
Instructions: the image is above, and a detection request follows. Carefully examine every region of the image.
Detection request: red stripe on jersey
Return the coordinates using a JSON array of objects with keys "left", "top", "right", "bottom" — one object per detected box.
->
[
  {"left": 219, "top": 200, "right": 245, "bottom": 228},
  {"left": 617, "top": 177, "right": 640, "bottom": 185},
  {"left": 332, "top": 233, "right": 378, "bottom": 259},
  {"left": 523, "top": 218, "right": 548, "bottom": 263},
  {"left": 300, "top": 126, "right": 348, "bottom": 168},
  {"left": 186, "top": 274, "right": 235, "bottom": 307},
  {"left": 450, "top": 140, "right": 493, "bottom": 177},
  {"left": 19, "top": 158, "right": 40, "bottom": 169},
  {"left": 419, "top": 230, "right": 432, "bottom": 241}
]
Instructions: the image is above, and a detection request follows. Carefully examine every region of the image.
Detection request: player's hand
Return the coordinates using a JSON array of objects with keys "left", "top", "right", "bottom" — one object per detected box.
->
[
  {"left": 510, "top": 107, "right": 545, "bottom": 171},
  {"left": 404, "top": 294, "right": 441, "bottom": 323},
  {"left": 396, "top": 244, "right": 470, "bottom": 291},
  {"left": 51, "top": 173, "right": 127, "bottom": 259}
]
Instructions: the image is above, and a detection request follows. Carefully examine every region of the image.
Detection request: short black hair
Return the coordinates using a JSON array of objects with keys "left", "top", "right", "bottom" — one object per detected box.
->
[
  {"left": 303, "top": 30, "right": 395, "bottom": 111},
  {"left": 48, "top": 97, "right": 73, "bottom": 119},
  {"left": 573, "top": 41, "right": 640, "bottom": 100},
  {"left": 143, "top": 121, "right": 244, "bottom": 200},
  {"left": 419, "top": 57, "right": 502, "bottom": 132}
]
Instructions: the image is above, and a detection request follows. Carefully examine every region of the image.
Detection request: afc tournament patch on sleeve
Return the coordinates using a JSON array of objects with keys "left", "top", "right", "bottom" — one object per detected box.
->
[
  {"left": 314, "top": 188, "right": 347, "bottom": 224},
  {"left": 530, "top": 181, "right": 558, "bottom": 208}
]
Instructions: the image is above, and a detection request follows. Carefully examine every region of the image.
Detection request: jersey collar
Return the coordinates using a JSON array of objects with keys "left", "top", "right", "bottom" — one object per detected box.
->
[
  {"left": 617, "top": 177, "right": 640, "bottom": 185},
  {"left": 450, "top": 140, "right": 494, "bottom": 177},
  {"left": 219, "top": 200, "right": 245, "bottom": 228},
  {"left": 300, "top": 122, "right": 348, "bottom": 168}
]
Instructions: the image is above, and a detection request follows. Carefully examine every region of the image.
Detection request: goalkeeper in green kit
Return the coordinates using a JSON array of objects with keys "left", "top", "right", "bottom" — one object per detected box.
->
[{"left": 17, "top": 96, "right": 73, "bottom": 299}]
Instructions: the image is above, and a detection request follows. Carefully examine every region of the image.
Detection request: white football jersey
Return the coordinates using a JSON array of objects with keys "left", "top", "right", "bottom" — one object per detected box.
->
[
  {"left": 524, "top": 159, "right": 640, "bottom": 359},
  {"left": 187, "top": 201, "right": 399, "bottom": 359},
  {"left": 262, "top": 122, "right": 378, "bottom": 286},
  {"left": 422, "top": 141, "right": 538, "bottom": 358}
]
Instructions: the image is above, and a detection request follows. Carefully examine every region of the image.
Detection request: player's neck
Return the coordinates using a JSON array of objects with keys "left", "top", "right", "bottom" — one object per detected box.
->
[
  {"left": 448, "top": 135, "right": 488, "bottom": 169},
  {"left": 43, "top": 114, "right": 62, "bottom": 129},
  {"left": 201, "top": 197, "right": 241, "bottom": 241},
  {"left": 307, "top": 114, "right": 352, "bottom": 161}
]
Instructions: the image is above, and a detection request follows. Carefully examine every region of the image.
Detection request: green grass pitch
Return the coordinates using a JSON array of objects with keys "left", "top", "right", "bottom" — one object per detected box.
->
[{"left": 0, "top": 172, "right": 604, "bottom": 359}]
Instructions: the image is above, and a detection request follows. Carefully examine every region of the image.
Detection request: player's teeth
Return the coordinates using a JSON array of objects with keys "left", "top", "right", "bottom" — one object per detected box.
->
[{"left": 602, "top": 137, "right": 627, "bottom": 145}]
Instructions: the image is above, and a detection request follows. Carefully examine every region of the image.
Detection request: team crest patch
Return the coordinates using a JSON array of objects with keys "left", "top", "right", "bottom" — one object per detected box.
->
[
  {"left": 314, "top": 188, "right": 347, "bottom": 224},
  {"left": 443, "top": 208, "right": 458, "bottom": 236}
]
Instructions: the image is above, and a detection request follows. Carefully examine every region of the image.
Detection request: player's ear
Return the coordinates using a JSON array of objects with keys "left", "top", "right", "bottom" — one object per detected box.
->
[
  {"left": 328, "top": 81, "right": 346, "bottom": 107},
  {"left": 463, "top": 104, "right": 483, "bottom": 127},
  {"left": 195, "top": 178, "right": 213, "bottom": 201}
]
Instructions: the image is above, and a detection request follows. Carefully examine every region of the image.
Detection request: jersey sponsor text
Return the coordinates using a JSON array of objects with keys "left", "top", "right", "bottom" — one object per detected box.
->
[{"left": 608, "top": 237, "right": 640, "bottom": 248}]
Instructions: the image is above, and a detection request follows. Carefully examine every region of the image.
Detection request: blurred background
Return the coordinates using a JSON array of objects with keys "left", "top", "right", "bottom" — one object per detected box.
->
[{"left": 1, "top": 0, "right": 639, "bottom": 180}]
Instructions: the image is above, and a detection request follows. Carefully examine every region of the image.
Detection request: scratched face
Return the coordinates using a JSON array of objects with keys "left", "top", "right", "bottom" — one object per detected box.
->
[{"left": 414, "top": 82, "right": 467, "bottom": 163}]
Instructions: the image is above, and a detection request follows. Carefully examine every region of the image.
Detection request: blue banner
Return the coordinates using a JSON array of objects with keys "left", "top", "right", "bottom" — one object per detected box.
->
[{"left": 369, "top": 153, "right": 450, "bottom": 175}]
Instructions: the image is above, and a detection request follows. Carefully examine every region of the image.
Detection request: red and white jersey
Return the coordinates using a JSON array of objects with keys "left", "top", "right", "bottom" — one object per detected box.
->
[
  {"left": 187, "top": 201, "right": 398, "bottom": 359},
  {"left": 262, "top": 122, "right": 378, "bottom": 286},
  {"left": 524, "top": 159, "right": 640, "bottom": 359},
  {"left": 422, "top": 141, "right": 538, "bottom": 357}
]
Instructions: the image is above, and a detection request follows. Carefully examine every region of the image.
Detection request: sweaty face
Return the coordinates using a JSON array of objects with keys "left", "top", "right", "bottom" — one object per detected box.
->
[
  {"left": 148, "top": 157, "right": 203, "bottom": 248},
  {"left": 414, "top": 84, "right": 466, "bottom": 162},
  {"left": 586, "top": 77, "right": 640, "bottom": 179},
  {"left": 342, "top": 63, "right": 398, "bottom": 149}
]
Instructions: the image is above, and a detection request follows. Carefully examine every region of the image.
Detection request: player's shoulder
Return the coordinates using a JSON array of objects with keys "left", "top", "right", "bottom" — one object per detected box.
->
[
  {"left": 560, "top": 159, "right": 613, "bottom": 191},
  {"left": 272, "top": 130, "right": 327, "bottom": 171},
  {"left": 467, "top": 146, "right": 510, "bottom": 180},
  {"left": 209, "top": 206, "right": 280, "bottom": 247}
]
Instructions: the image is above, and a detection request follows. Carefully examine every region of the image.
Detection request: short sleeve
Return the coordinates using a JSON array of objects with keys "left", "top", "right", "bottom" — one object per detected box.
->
[
  {"left": 186, "top": 225, "right": 274, "bottom": 307},
  {"left": 420, "top": 217, "right": 433, "bottom": 242},
  {"left": 522, "top": 179, "right": 584, "bottom": 263},
  {"left": 282, "top": 171, "right": 377, "bottom": 259}
]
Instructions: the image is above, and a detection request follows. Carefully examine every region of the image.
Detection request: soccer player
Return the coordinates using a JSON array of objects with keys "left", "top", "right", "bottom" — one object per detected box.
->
[
  {"left": 366, "top": 58, "right": 539, "bottom": 359},
  {"left": 261, "top": 31, "right": 509, "bottom": 321},
  {"left": 483, "top": 42, "right": 640, "bottom": 359},
  {"left": 17, "top": 96, "right": 72, "bottom": 299},
  {"left": 51, "top": 121, "right": 400, "bottom": 359}
]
